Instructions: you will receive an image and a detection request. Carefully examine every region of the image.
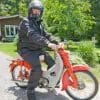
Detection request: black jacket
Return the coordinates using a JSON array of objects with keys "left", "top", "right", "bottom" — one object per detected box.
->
[{"left": 17, "top": 18, "right": 58, "bottom": 50}]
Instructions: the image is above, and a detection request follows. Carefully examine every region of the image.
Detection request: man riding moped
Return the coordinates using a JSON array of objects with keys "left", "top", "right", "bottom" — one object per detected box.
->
[{"left": 17, "top": 0, "right": 61, "bottom": 100}]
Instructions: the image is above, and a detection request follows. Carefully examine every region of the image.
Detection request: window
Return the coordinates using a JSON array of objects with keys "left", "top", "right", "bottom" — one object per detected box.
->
[{"left": 5, "top": 25, "right": 17, "bottom": 37}]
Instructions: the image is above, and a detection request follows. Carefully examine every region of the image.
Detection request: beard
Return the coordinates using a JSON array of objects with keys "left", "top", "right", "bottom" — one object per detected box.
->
[{"left": 30, "top": 13, "right": 41, "bottom": 22}]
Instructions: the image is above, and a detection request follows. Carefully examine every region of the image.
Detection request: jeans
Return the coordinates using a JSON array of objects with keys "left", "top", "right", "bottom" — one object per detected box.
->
[{"left": 18, "top": 48, "right": 55, "bottom": 100}]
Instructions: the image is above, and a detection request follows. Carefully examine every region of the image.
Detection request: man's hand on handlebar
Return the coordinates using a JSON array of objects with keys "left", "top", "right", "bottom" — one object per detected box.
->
[
  {"left": 48, "top": 43, "right": 58, "bottom": 51},
  {"left": 58, "top": 43, "right": 64, "bottom": 49},
  {"left": 48, "top": 42, "right": 64, "bottom": 51}
]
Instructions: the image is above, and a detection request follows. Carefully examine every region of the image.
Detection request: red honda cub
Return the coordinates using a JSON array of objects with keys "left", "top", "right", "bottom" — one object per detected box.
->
[{"left": 9, "top": 45, "right": 98, "bottom": 100}]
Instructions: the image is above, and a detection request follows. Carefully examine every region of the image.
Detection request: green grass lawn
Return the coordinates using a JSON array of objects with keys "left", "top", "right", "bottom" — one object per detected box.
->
[
  {"left": 0, "top": 42, "right": 17, "bottom": 57},
  {"left": 0, "top": 42, "right": 100, "bottom": 81}
]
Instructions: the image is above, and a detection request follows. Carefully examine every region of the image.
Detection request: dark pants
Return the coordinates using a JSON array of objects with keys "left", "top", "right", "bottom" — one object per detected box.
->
[{"left": 18, "top": 48, "right": 55, "bottom": 100}]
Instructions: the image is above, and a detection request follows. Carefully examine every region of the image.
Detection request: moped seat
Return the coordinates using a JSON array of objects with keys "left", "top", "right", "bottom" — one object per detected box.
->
[{"left": 14, "top": 53, "right": 45, "bottom": 62}]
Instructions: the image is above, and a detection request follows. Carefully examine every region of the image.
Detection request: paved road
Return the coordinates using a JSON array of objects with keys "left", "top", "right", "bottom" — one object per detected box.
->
[{"left": 0, "top": 52, "right": 99, "bottom": 100}]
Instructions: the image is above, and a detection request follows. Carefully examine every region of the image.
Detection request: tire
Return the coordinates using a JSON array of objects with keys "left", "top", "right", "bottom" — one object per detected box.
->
[
  {"left": 12, "top": 65, "right": 30, "bottom": 89},
  {"left": 66, "top": 70, "right": 99, "bottom": 100}
]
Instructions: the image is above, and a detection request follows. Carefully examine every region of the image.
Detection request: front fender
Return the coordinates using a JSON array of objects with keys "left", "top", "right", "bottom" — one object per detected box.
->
[
  {"left": 72, "top": 64, "right": 90, "bottom": 72},
  {"left": 61, "top": 65, "right": 90, "bottom": 90},
  {"left": 62, "top": 70, "right": 70, "bottom": 90}
]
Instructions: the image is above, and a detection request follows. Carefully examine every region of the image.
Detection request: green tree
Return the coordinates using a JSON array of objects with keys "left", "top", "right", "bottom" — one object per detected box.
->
[
  {"left": 43, "top": 0, "right": 95, "bottom": 40},
  {"left": 0, "top": 3, "right": 10, "bottom": 16},
  {"left": 0, "top": 0, "right": 96, "bottom": 41},
  {"left": 89, "top": 0, "right": 100, "bottom": 44},
  {"left": 0, "top": 0, "right": 28, "bottom": 16}
]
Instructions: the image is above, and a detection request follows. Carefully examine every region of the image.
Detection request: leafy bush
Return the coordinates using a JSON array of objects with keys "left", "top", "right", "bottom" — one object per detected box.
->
[
  {"left": 13, "top": 34, "right": 18, "bottom": 46},
  {"left": 78, "top": 41, "right": 99, "bottom": 67},
  {"left": 2, "top": 37, "right": 14, "bottom": 42},
  {"left": 68, "top": 40, "right": 75, "bottom": 46},
  {"left": 96, "top": 50, "right": 100, "bottom": 63},
  {"left": 67, "top": 40, "right": 78, "bottom": 51},
  {"left": 70, "top": 52, "right": 86, "bottom": 65}
]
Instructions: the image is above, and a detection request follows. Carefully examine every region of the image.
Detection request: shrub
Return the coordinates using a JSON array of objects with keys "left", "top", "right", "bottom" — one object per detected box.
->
[
  {"left": 78, "top": 41, "right": 99, "bottom": 67},
  {"left": 70, "top": 52, "right": 86, "bottom": 65},
  {"left": 13, "top": 34, "right": 18, "bottom": 46},
  {"left": 68, "top": 40, "right": 75, "bottom": 46},
  {"left": 67, "top": 40, "right": 78, "bottom": 51},
  {"left": 96, "top": 50, "right": 100, "bottom": 63}
]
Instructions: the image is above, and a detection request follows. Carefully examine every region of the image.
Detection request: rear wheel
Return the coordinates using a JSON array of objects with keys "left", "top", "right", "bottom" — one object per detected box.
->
[
  {"left": 66, "top": 70, "right": 98, "bottom": 100},
  {"left": 12, "top": 65, "right": 30, "bottom": 89}
]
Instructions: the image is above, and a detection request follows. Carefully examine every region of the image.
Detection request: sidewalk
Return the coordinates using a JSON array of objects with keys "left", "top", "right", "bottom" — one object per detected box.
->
[{"left": 0, "top": 52, "right": 99, "bottom": 100}]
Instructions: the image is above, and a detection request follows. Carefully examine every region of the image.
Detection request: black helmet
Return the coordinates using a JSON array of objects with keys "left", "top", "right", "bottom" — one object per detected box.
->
[{"left": 28, "top": 0, "right": 44, "bottom": 16}]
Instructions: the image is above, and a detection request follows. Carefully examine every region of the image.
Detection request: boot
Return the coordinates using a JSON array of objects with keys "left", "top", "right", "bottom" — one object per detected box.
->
[
  {"left": 27, "top": 90, "right": 36, "bottom": 100},
  {"left": 27, "top": 70, "right": 42, "bottom": 100}
]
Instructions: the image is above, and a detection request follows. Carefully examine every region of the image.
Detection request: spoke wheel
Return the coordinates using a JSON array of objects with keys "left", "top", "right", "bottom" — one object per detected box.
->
[
  {"left": 66, "top": 70, "right": 98, "bottom": 100},
  {"left": 12, "top": 65, "right": 30, "bottom": 88}
]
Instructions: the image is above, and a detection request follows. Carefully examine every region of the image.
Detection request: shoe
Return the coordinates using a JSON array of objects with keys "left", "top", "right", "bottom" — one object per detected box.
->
[{"left": 27, "top": 90, "right": 36, "bottom": 100}]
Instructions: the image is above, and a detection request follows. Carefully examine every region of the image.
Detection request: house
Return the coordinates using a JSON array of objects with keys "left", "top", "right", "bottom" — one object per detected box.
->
[{"left": 0, "top": 15, "right": 23, "bottom": 42}]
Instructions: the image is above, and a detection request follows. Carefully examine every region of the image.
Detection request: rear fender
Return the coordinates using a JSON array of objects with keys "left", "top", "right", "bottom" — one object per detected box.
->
[
  {"left": 9, "top": 60, "right": 32, "bottom": 72},
  {"left": 9, "top": 60, "right": 19, "bottom": 72}
]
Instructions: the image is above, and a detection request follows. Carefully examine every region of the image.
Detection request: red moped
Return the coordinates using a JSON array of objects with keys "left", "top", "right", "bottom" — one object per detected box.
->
[{"left": 9, "top": 46, "right": 98, "bottom": 100}]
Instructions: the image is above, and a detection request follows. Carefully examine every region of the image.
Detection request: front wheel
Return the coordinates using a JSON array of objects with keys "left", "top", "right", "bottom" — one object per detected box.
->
[{"left": 66, "top": 70, "right": 99, "bottom": 100}]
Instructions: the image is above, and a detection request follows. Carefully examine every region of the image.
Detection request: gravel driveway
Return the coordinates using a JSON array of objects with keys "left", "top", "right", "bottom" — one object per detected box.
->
[{"left": 0, "top": 52, "right": 99, "bottom": 100}]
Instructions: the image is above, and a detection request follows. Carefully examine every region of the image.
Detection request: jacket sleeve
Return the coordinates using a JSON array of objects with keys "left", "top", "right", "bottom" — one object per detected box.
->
[
  {"left": 41, "top": 25, "right": 59, "bottom": 45},
  {"left": 20, "top": 20, "right": 50, "bottom": 47}
]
